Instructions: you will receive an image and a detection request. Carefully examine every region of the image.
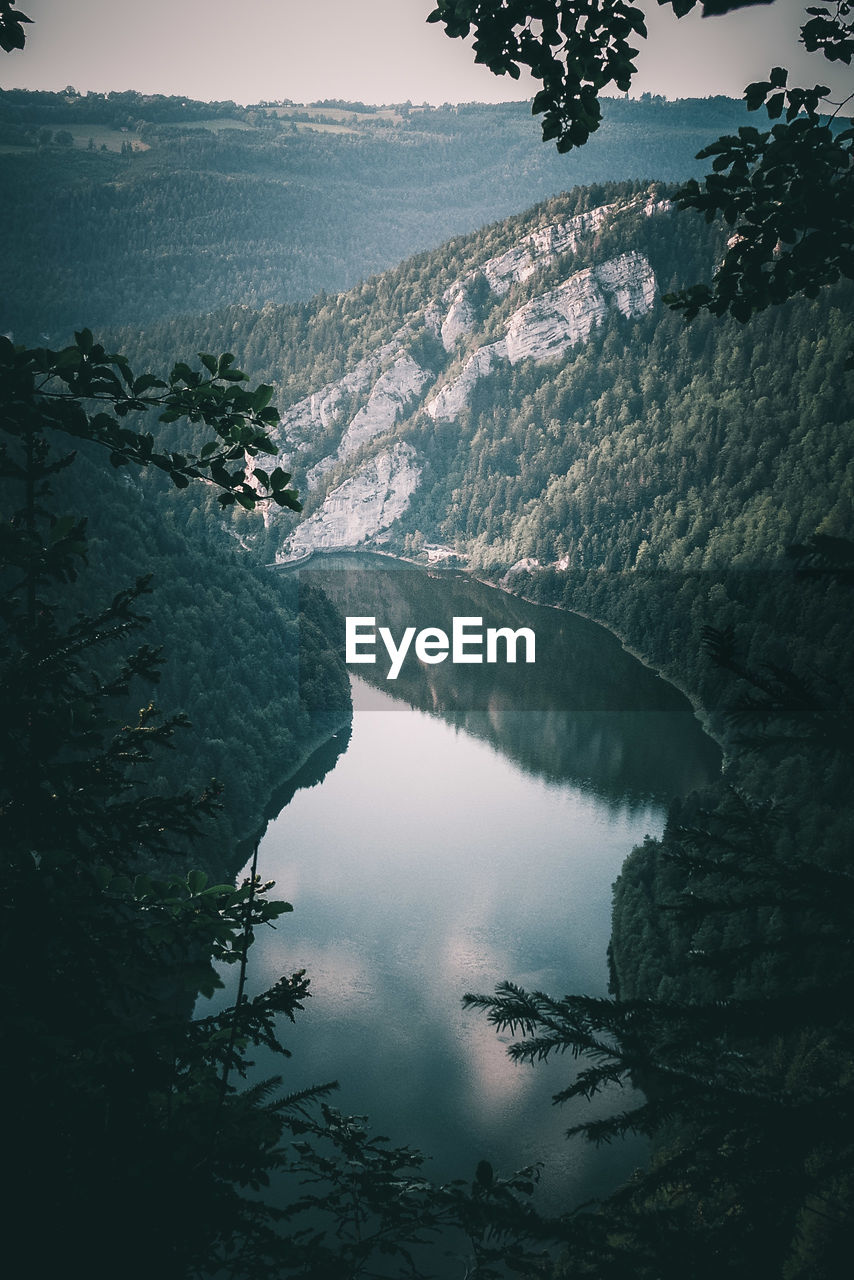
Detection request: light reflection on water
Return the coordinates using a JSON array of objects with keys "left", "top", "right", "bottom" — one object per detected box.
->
[
  {"left": 204, "top": 558, "right": 720, "bottom": 1210},
  {"left": 207, "top": 685, "right": 707, "bottom": 1208}
]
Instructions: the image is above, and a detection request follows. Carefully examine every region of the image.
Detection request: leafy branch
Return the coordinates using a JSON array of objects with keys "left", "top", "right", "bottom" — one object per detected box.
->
[
  {"left": 0, "top": 1, "right": 30, "bottom": 52},
  {"left": 430, "top": 2, "right": 854, "bottom": 325},
  {"left": 0, "top": 331, "right": 301, "bottom": 512}
]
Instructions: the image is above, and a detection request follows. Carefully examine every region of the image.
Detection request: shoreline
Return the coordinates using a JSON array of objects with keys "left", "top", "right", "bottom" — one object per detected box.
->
[
  {"left": 284, "top": 547, "right": 723, "bottom": 752},
  {"left": 243, "top": 546, "right": 724, "bottom": 886},
  {"left": 230, "top": 710, "right": 353, "bottom": 876},
  {"left": 467, "top": 568, "right": 723, "bottom": 750}
]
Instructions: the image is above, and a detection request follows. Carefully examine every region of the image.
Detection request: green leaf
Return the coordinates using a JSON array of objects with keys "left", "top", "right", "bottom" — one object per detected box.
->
[
  {"left": 187, "top": 869, "right": 208, "bottom": 895},
  {"left": 48, "top": 515, "right": 79, "bottom": 543},
  {"left": 55, "top": 347, "right": 83, "bottom": 372},
  {"left": 273, "top": 489, "right": 302, "bottom": 512},
  {"left": 170, "top": 361, "right": 195, "bottom": 385},
  {"left": 132, "top": 373, "right": 167, "bottom": 395}
]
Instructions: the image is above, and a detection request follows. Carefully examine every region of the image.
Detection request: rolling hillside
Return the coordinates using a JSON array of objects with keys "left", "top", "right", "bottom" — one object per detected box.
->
[{"left": 0, "top": 89, "right": 752, "bottom": 340}]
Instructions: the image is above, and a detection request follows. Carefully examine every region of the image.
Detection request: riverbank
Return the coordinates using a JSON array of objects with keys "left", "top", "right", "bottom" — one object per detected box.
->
[
  {"left": 229, "top": 711, "right": 353, "bottom": 879},
  {"left": 470, "top": 569, "right": 724, "bottom": 752},
  {"left": 280, "top": 547, "right": 723, "bottom": 754}
]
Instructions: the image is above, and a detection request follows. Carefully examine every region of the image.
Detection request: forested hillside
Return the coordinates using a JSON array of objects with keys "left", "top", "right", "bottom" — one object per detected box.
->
[
  {"left": 112, "top": 180, "right": 854, "bottom": 1274},
  {"left": 46, "top": 432, "right": 350, "bottom": 879},
  {"left": 121, "top": 178, "right": 853, "bottom": 720},
  {"left": 0, "top": 88, "right": 751, "bottom": 340}
]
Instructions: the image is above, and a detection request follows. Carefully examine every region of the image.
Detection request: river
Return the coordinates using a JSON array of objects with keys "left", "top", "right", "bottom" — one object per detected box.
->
[{"left": 205, "top": 555, "right": 720, "bottom": 1211}]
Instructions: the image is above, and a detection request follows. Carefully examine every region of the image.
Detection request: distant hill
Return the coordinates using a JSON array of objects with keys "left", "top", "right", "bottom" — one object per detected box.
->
[{"left": 0, "top": 89, "right": 752, "bottom": 340}]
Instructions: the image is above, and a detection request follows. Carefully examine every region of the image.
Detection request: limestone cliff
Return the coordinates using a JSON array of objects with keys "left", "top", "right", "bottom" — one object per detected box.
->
[
  {"left": 427, "top": 341, "right": 508, "bottom": 422},
  {"left": 278, "top": 327, "right": 412, "bottom": 447},
  {"left": 438, "top": 203, "right": 614, "bottom": 350},
  {"left": 307, "top": 352, "right": 431, "bottom": 487},
  {"left": 270, "top": 194, "right": 667, "bottom": 555},
  {"left": 428, "top": 250, "right": 657, "bottom": 421},
  {"left": 282, "top": 443, "right": 421, "bottom": 561},
  {"left": 504, "top": 251, "right": 657, "bottom": 363},
  {"left": 479, "top": 203, "right": 613, "bottom": 296}
]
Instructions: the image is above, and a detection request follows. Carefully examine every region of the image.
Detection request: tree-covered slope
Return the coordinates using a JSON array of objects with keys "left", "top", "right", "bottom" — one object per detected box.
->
[
  {"left": 0, "top": 89, "right": 752, "bottom": 341},
  {"left": 48, "top": 439, "right": 350, "bottom": 879},
  {"left": 121, "top": 178, "right": 853, "bottom": 726}
]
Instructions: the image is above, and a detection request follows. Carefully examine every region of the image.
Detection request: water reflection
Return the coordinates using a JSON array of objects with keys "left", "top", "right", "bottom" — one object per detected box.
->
[
  {"left": 233, "top": 692, "right": 660, "bottom": 1208},
  {"left": 298, "top": 556, "right": 720, "bottom": 804},
  {"left": 212, "top": 558, "right": 720, "bottom": 1211}
]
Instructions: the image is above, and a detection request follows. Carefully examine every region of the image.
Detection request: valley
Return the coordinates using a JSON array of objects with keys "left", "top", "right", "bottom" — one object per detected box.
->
[{"left": 3, "top": 53, "right": 852, "bottom": 1274}]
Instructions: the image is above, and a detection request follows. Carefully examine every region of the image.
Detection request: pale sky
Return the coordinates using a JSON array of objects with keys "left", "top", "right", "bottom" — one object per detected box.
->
[{"left": 1, "top": 1, "right": 848, "bottom": 108}]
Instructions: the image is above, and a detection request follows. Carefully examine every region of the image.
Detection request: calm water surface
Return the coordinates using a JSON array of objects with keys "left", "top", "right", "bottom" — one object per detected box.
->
[{"left": 209, "top": 558, "right": 720, "bottom": 1209}]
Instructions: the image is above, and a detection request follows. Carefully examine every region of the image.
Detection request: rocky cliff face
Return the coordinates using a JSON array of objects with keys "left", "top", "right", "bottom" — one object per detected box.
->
[
  {"left": 282, "top": 443, "right": 421, "bottom": 561},
  {"left": 271, "top": 195, "right": 669, "bottom": 560},
  {"left": 505, "top": 250, "right": 657, "bottom": 362},
  {"left": 440, "top": 290, "right": 477, "bottom": 351},
  {"left": 428, "top": 250, "right": 657, "bottom": 422},
  {"left": 278, "top": 328, "right": 413, "bottom": 447},
  {"left": 437, "top": 203, "right": 614, "bottom": 351},
  {"left": 479, "top": 203, "right": 613, "bottom": 296},
  {"left": 307, "top": 352, "right": 431, "bottom": 487},
  {"left": 426, "top": 340, "right": 508, "bottom": 422}
]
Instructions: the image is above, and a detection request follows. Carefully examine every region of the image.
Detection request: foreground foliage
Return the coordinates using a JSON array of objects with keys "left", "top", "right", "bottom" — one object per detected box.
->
[
  {"left": 0, "top": 333, "right": 564, "bottom": 1278},
  {"left": 465, "top": 588, "right": 854, "bottom": 1276},
  {"left": 431, "top": 1, "right": 854, "bottom": 329}
]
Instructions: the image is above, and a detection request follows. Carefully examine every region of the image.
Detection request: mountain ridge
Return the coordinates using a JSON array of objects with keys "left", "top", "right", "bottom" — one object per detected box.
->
[
  {"left": 1, "top": 93, "right": 752, "bottom": 341},
  {"left": 118, "top": 175, "right": 853, "bottom": 728}
]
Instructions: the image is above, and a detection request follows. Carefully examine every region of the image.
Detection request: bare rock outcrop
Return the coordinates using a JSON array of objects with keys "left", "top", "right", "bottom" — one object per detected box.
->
[
  {"left": 282, "top": 443, "right": 421, "bottom": 561},
  {"left": 441, "top": 289, "right": 477, "bottom": 350},
  {"left": 504, "top": 251, "right": 656, "bottom": 364},
  {"left": 436, "top": 204, "right": 615, "bottom": 350},
  {"left": 479, "top": 204, "right": 613, "bottom": 296},
  {"left": 427, "top": 251, "right": 657, "bottom": 421},
  {"left": 307, "top": 352, "right": 431, "bottom": 486},
  {"left": 277, "top": 327, "right": 412, "bottom": 447},
  {"left": 426, "top": 340, "right": 507, "bottom": 421}
]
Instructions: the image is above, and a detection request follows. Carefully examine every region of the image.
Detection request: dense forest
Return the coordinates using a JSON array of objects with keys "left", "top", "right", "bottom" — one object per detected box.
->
[
  {"left": 56, "top": 439, "right": 351, "bottom": 873},
  {"left": 107, "top": 177, "right": 854, "bottom": 1274},
  {"left": 121, "top": 179, "right": 852, "bottom": 710},
  {"left": 2, "top": 3, "right": 852, "bottom": 1264},
  {"left": 0, "top": 87, "right": 752, "bottom": 340}
]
